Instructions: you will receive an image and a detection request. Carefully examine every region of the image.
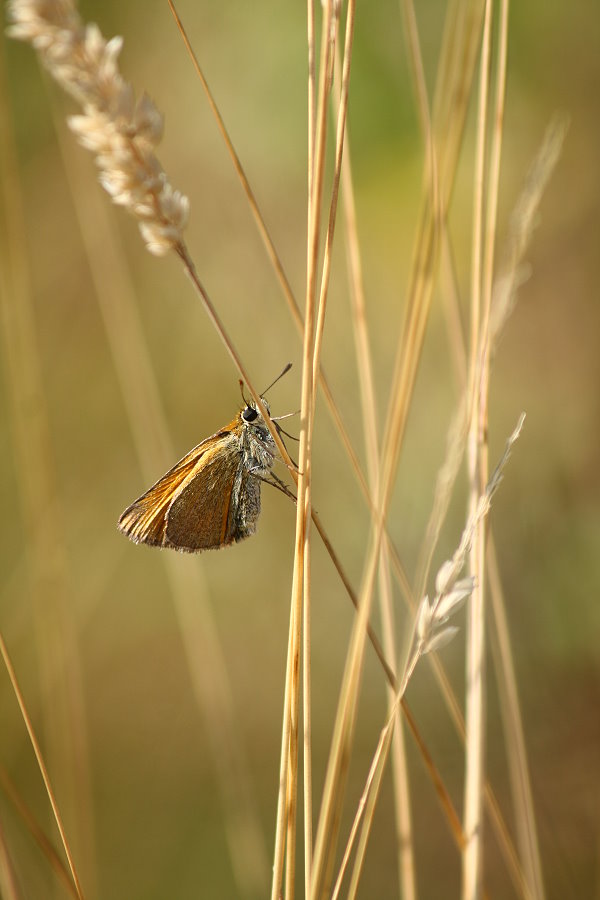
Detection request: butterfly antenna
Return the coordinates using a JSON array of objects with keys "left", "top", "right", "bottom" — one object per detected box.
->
[
  {"left": 239, "top": 379, "right": 250, "bottom": 406},
  {"left": 261, "top": 362, "right": 292, "bottom": 397}
]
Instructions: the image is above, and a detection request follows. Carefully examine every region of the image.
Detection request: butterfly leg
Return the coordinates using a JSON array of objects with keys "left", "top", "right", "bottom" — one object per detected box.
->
[{"left": 252, "top": 467, "right": 297, "bottom": 503}]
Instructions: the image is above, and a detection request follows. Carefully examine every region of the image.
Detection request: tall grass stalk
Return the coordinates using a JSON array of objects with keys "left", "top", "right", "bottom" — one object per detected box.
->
[
  {"left": 274, "top": 5, "right": 355, "bottom": 895},
  {"left": 0, "top": 817, "right": 20, "bottom": 900},
  {"left": 463, "top": 0, "right": 494, "bottom": 895},
  {"left": 0, "top": 633, "right": 84, "bottom": 899},
  {"left": 0, "top": 764, "right": 77, "bottom": 897}
]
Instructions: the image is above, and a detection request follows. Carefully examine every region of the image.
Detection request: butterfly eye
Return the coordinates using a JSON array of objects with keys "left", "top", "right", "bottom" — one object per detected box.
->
[{"left": 242, "top": 406, "right": 258, "bottom": 423}]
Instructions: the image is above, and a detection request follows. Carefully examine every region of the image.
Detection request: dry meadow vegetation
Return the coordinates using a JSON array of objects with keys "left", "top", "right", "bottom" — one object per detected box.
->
[{"left": 1, "top": 1, "right": 598, "bottom": 898}]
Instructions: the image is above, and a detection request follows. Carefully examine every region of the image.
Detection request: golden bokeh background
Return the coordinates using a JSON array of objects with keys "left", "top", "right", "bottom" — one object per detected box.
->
[{"left": 1, "top": 1, "right": 599, "bottom": 897}]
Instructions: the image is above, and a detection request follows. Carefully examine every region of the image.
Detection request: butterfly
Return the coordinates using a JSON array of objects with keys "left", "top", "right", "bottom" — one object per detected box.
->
[{"left": 118, "top": 367, "right": 293, "bottom": 552}]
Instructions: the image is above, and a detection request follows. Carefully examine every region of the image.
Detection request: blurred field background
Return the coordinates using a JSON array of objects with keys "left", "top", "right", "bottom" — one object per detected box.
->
[{"left": 0, "top": 1, "right": 599, "bottom": 898}]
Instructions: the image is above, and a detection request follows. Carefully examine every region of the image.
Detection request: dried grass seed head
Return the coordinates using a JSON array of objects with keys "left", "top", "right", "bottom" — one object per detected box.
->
[{"left": 8, "top": 0, "right": 189, "bottom": 256}]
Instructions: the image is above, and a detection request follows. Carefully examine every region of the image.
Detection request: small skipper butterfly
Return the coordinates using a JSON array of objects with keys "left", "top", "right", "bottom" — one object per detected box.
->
[{"left": 118, "top": 366, "right": 293, "bottom": 552}]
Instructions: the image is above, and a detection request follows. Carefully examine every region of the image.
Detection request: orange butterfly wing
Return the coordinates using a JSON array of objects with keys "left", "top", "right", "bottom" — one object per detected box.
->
[
  {"left": 163, "top": 446, "right": 241, "bottom": 551},
  {"left": 117, "top": 423, "right": 239, "bottom": 550}
]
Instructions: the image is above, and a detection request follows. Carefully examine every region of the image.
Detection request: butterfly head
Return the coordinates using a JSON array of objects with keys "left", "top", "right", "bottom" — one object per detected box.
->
[
  {"left": 241, "top": 398, "right": 270, "bottom": 424},
  {"left": 240, "top": 398, "right": 275, "bottom": 447}
]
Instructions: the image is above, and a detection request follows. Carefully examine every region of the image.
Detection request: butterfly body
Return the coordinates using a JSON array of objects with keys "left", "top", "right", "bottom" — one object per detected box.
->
[{"left": 118, "top": 400, "right": 277, "bottom": 552}]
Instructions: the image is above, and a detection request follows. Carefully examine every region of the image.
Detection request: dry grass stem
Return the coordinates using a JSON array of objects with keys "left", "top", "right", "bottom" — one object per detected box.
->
[
  {"left": 311, "top": 2, "right": 354, "bottom": 406},
  {"left": 299, "top": 3, "right": 354, "bottom": 886},
  {"left": 329, "top": 724, "right": 389, "bottom": 900},
  {"left": 0, "top": 764, "right": 78, "bottom": 898},
  {"left": 302, "top": 539, "right": 314, "bottom": 893},
  {"left": 0, "top": 821, "right": 19, "bottom": 900},
  {"left": 463, "top": 0, "right": 493, "bottom": 895},
  {"left": 166, "top": 0, "right": 300, "bottom": 322},
  {"left": 379, "top": 0, "right": 485, "bottom": 544},
  {"left": 487, "top": 542, "right": 545, "bottom": 900},
  {"left": 273, "top": 3, "right": 345, "bottom": 895},
  {"left": 303, "top": 17, "right": 317, "bottom": 891},
  {"left": 0, "top": 633, "right": 84, "bottom": 899},
  {"left": 481, "top": 0, "right": 509, "bottom": 324},
  {"left": 400, "top": 0, "right": 440, "bottom": 261}
]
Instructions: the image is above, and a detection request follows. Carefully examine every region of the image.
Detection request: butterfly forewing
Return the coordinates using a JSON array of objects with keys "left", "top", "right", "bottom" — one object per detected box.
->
[
  {"left": 164, "top": 442, "right": 242, "bottom": 550},
  {"left": 117, "top": 424, "right": 237, "bottom": 548},
  {"left": 118, "top": 403, "right": 280, "bottom": 552}
]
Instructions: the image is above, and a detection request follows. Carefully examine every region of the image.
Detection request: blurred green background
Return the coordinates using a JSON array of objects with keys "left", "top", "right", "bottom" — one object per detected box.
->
[{"left": 1, "top": 1, "right": 599, "bottom": 897}]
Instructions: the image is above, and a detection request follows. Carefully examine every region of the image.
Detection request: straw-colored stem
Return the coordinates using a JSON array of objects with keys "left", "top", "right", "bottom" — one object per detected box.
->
[
  {"left": 338, "top": 619, "right": 461, "bottom": 900},
  {"left": 274, "top": 3, "right": 338, "bottom": 895},
  {"left": 345, "top": 661, "right": 421, "bottom": 900},
  {"left": 487, "top": 540, "right": 545, "bottom": 899},
  {"left": 482, "top": 0, "right": 509, "bottom": 328},
  {"left": 311, "top": 0, "right": 355, "bottom": 407},
  {"left": 167, "top": 0, "right": 299, "bottom": 319},
  {"left": 286, "top": 648, "right": 301, "bottom": 899},
  {"left": 299, "top": 2, "right": 355, "bottom": 888},
  {"left": 463, "top": 0, "right": 492, "bottom": 896},
  {"left": 307, "top": 0, "right": 316, "bottom": 197},
  {"left": 332, "top": 723, "right": 393, "bottom": 900},
  {"left": 0, "top": 764, "right": 78, "bottom": 898},
  {"left": 271, "top": 582, "right": 303, "bottom": 900},
  {"left": 303, "top": 9, "right": 317, "bottom": 890},
  {"left": 0, "top": 633, "right": 85, "bottom": 900},
  {"left": 378, "top": 2, "right": 488, "bottom": 552},
  {"left": 0, "top": 819, "right": 19, "bottom": 900},
  {"left": 302, "top": 538, "right": 313, "bottom": 894},
  {"left": 175, "top": 242, "right": 294, "bottom": 480},
  {"left": 462, "top": 0, "right": 508, "bottom": 900},
  {"left": 291, "top": 0, "right": 337, "bottom": 885}
]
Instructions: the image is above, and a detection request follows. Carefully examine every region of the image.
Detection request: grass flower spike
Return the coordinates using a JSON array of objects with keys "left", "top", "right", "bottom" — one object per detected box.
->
[
  {"left": 8, "top": 0, "right": 189, "bottom": 256},
  {"left": 414, "top": 414, "right": 525, "bottom": 665}
]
